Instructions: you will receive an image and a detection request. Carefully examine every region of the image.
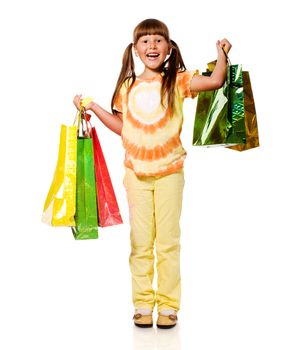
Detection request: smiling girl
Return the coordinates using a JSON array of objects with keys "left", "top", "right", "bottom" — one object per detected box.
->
[{"left": 74, "top": 18, "right": 231, "bottom": 329}]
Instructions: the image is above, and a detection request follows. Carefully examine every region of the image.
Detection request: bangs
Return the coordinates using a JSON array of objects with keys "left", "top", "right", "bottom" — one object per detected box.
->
[{"left": 133, "top": 19, "right": 170, "bottom": 44}]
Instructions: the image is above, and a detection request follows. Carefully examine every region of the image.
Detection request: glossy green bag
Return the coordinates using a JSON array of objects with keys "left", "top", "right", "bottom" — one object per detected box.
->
[
  {"left": 227, "top": 70, "right": 260, "bottom": 151},
  {"left": 192, "top": 60, "right": 246, "bottom": 146},
  {"left": 72, "top": 113, "right": 98, "bottom": 240}
]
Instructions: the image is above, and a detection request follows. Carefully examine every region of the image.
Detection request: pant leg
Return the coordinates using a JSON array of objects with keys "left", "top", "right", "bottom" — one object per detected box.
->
[
  {"left": 154, "top": 170, "right": 185, "bottom": 312},
  {"left": 123, "top": 168, "right": 156, "bottom": 311}
]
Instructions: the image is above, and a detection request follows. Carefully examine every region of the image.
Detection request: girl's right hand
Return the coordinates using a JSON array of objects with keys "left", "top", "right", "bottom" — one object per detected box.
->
[
  {"left": 73, "top": 94, "right": 95, "bottom": 111},
  {"left": 73, "top": 94, "right": 82, "bottom": 111}
]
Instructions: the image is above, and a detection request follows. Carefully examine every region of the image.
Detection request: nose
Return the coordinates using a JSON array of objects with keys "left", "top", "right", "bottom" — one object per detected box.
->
[{"left": 149, "top": 40, "right": 157, "bottom": 49}]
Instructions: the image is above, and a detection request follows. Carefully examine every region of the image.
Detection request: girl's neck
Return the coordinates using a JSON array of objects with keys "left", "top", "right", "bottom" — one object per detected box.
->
[{"left": 138, "top": 68, "right": 162, "bottom": 80}]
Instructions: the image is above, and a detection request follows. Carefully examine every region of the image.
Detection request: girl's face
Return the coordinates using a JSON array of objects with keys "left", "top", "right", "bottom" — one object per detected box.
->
[{"left": 134, "top": 34, "right": 170, "bottom": 72}]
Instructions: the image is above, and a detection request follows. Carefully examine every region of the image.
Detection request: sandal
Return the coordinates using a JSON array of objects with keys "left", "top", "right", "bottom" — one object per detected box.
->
[
  {"left": 157, "top": 313, "right": 177, "bottom": 329},
  {"left": 133, "top": 313, "right": 153, "bottom": 328}
]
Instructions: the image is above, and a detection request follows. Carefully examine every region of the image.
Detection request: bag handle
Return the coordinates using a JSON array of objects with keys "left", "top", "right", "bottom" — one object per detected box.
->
[
  {"left": 222, "top": 47, "right": 231, "bottom": 66},
  {"left": 73, "top": 107, "right": 91, "bottom": 138},
  {"left": 73, "top": 109, "right": 80, "bottom": 127},
  {"left": 221, "top": 47, "right": 232, "bottom": 85}
]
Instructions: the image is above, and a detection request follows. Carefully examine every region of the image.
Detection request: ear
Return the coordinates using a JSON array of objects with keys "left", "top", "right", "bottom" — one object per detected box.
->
[{"left": 133, "top": 45, "right": 139, "bottom": 57}]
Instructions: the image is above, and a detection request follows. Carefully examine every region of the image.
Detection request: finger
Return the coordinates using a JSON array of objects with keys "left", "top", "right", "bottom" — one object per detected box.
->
[{"left": 219, "top": 39, "right": 225, "bottom": 47}]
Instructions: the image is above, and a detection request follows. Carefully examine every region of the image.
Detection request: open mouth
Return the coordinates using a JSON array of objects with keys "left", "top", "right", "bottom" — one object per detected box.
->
[{"left": 146, "top": 53, "right": 160, "bottom": 58}]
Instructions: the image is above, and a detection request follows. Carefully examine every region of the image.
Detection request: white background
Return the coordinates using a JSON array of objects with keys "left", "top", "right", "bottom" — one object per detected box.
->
[{"left": 0, "top": 0, "right": 291, "bottom": 349}]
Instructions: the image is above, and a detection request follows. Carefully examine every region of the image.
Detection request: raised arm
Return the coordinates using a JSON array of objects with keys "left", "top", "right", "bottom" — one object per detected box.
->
[
  {"left": 190, "top": 39, "right": 232, "bottom": 93},
  {"left": 73, "top": 95, "right": 123, "bottom": 136}
]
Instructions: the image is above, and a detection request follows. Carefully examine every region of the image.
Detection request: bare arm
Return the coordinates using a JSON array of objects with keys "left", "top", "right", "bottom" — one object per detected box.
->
[
  {"left": 73, "top": 96, "right": 123, "bottom": 136},
  {"left": 190, "top": 39, "right": 232, "bottom": 93},
  {"left": 88, "top": 102, "right": 123, "bottom": 136}
]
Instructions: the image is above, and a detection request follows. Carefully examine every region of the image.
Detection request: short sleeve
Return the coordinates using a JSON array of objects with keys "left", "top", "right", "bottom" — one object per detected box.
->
[
  {"left": 176, "top": 70, "right": 200, "bottom": 99},
  {"left": 113, "top": 80, "right": 130, "bottom": 114}
]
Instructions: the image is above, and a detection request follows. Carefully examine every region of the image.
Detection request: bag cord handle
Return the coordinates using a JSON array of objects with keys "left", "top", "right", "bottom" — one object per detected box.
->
[{"left": 222, "top": 47, "right": 231, "bottom": 66}]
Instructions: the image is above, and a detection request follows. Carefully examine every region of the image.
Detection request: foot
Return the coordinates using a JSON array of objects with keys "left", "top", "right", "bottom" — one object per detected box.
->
[
  {"left": 157, "top": 312, "right": 177, "bottom": 329},
  {"left": 133, "top": 313, "right": 153, "bottom": 328}
]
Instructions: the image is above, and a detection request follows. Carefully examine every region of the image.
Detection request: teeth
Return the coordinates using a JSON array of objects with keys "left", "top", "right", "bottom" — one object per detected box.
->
[{"left": 147, "top": 54, "right": 159, "bottom": 57}]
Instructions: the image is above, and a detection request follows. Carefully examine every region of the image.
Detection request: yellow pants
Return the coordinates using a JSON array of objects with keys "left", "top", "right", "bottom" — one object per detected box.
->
[{"left": 123, "top": 167, "right": 184, "bottom": 313}]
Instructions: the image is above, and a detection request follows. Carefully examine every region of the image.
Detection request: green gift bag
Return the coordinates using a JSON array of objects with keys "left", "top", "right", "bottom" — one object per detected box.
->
[
  {"left": 72, "top": 110, "right": 98, "bottom": 240},
  {"left": 192, "top": 58, "right": 246, "bottom": 147},
  {"left": 227, "top": 70, "right": 260, "bottom": 151}
]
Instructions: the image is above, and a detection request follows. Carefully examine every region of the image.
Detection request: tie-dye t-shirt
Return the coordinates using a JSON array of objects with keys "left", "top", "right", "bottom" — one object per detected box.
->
[{"left": 114, "top": 70, "right": 199, "bottom": 176}]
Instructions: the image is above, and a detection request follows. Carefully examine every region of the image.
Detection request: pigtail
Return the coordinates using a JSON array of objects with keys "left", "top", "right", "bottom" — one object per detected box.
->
[
  {"left": 111, "top": 43, "right": 136, "bottom": 114},
  {"left": 161, "top": 39, "right": 187, "bottom": 113}
]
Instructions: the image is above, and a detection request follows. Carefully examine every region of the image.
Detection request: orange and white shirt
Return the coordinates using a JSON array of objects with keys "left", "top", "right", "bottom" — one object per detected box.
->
[{"left": 114, "top": 70, "right": 199, "bottom": 176}]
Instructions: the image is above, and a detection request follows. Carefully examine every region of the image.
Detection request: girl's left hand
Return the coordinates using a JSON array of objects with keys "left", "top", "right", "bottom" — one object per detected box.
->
[{"left": 216, "top": 38, "right": 232, "bottom": 55}]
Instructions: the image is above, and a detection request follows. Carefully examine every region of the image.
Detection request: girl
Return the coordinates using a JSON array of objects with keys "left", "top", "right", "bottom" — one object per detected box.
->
[{"left": 74, "top": 18, "right": 231, "bottom": 329}]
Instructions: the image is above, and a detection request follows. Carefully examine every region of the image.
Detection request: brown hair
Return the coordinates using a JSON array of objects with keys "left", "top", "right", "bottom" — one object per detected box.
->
[{"left": 111, "top": 18, "right": 187, "bottom": 114}]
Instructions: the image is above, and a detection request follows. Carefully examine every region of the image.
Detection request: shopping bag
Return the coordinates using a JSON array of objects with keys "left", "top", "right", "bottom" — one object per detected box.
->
[
  {"left": 42, "top": 124, "right": 77, "bottom": 226},
  {"left": 91, "top": 126, "right": 123, "bottom": 227},
  {"left": 192, "top": 59, "right": 246, "bottom": 147},
  {"left": 72, "top": 112, "right": 98, "bottom": 239},
  {"left": 227, "top": 71, "right": 259, "bottom": 151}
]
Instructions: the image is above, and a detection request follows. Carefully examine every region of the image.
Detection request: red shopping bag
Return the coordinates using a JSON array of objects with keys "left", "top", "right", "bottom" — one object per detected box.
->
[{"left": 91, "top": 126, "right": 123, "bottom": 227}]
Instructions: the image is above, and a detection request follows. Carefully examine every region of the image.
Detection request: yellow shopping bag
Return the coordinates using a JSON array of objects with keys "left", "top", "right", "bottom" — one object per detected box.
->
[{"left": 42, "top": 124, "right": 77, "bottom": 226}]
